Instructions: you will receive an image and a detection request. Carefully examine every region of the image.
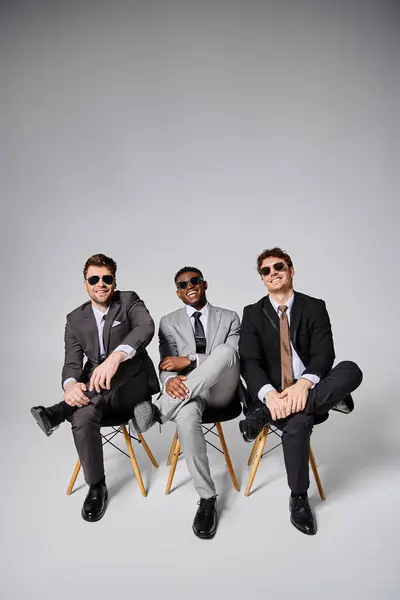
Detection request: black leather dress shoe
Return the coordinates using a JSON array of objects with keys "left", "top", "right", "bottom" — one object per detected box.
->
[
  {"left": 239, "top": 405, "right": 271, "bottom": 442},
  {"left": 289, "top": 494, "right": 317, "bottom": 535},
  {"left": 192, "top": 497, "right": 218, "bottom": 539},
  {"left": 81, "top": 484, "right": 108, "bottom": 522},
  {"left": 30, "top": 404, "right": 65, "bottom": 436}
]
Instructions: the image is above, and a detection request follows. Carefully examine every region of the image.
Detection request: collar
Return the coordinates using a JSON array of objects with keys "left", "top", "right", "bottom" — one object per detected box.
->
[
  {"left": 269, "top": 293, "right": 295, "bottom": 314},
  {"left": 186, "top": 302, "right": 210, "bottom": 319},
  {"left": 92, "top": 304, "right": 109, "bottom": 325}
]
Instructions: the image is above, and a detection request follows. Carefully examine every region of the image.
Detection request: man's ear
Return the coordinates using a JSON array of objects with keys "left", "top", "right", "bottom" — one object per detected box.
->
[{"left": 204, "top": 281, "right": 208, "bottom": 291}]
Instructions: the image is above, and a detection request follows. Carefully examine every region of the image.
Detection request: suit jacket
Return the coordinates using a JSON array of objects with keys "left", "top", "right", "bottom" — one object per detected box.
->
[
  {"left": 62, "top": 290, "right": 160, "bottom": 394},
  {"left": 239, "top": 291, "right": 335, "bottom": 402},
  {"left": 158, "top": 304, "right": 240, "bottom": 387}
]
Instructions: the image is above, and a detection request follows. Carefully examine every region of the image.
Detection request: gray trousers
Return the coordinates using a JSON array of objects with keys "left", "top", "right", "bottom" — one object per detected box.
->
[
  {"left": 155, "top": 344, "right": 240, "bottom": 498},
  {"left": 69, "top": 365, "right": 153, "bottom": 485}
]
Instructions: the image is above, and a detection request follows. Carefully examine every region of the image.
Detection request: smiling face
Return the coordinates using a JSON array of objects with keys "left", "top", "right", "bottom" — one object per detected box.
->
[
  {"left": 84, "top": 265, "right": 116, "bottom": 309},
  {"left": 260, "top": 257, "right": 294, "bottom": 296},
  {"left": 175, "top": 270, "right": 208, "bottom": 309}
]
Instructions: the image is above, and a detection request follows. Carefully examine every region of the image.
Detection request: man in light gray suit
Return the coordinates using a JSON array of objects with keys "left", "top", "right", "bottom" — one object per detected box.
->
[{"left": 153, "top": 266, "right": 241, "bottom": 539}]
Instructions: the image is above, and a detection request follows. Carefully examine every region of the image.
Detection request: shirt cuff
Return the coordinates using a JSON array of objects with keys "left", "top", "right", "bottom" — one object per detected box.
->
[
  {"left": 63, "top": 377, "right": 77, "bottom": 390},
  {"left": 114, "top": 345, "right": 136, "bottom": 360},
  {"left": 258, "top": 384, "right": 276, "bottom": 402},
  {"left": 299, "top": 373, "right": 320, "bottom": 389}
]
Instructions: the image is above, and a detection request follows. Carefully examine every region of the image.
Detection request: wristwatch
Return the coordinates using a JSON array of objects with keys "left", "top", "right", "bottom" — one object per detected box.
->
[{"left": 188, "top": 354, "right": 197, "bottom": 370}]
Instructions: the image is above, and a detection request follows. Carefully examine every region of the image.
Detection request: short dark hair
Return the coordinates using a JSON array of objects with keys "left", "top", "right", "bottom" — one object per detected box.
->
[
  {"left": 174, "top": 266, "right": 204, "bottom": 284},
  {"left": 256, "top": 247, "right": 293, "bottom": 274},
  {"left": 83, "top": 253, "right": 117, "bottom": 279}
]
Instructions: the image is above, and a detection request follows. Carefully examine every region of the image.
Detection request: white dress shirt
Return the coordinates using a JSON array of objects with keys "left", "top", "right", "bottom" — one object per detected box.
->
[
  {"left": 63, "top": 304, "right": 135, "bottom": 390},
  {"left": 258, "top": 294, "right": 320, "bottom": 402},
  {"left": 186, "top": 302, "right": 209, "bottom": 341}
]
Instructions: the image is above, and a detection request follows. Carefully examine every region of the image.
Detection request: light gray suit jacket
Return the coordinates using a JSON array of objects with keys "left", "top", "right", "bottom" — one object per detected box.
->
[{"left": 158, "top": 304, "right": 240, "bottom": 386}]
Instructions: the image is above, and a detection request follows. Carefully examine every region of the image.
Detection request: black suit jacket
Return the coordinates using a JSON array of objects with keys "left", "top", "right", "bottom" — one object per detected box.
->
[
  {"left": 62, "top": 290, "right": 160, "bottom": 395},
  {"left": 239, "top": 292, "right": 335, "bottom": 402}
]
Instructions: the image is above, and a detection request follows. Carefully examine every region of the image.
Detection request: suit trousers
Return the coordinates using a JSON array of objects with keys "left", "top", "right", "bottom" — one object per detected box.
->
[
  {"left": 155, "top": 344, "right": 240, "bottom": 498},
  {"left": 278, "top": 360, "right": 363, "bottom": 494},
  {"left": 68, "top": 359, "right": 152, "bottom": 485}
]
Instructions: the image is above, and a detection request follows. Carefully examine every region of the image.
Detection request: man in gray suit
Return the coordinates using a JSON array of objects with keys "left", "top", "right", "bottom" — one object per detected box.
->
[
  {"left": 153, "top": 266, "right": 241, "bottom": 539},
  {"left": 30, "top": 253, "right": 159, "bottom": 522}
]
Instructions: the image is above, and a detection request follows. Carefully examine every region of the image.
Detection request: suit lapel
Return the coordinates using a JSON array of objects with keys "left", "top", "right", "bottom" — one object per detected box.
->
[
  {"left": 103, "top": 295, "right": 121, "bottom": 356},
  {"left": 83, "top": 303, "right": 100, "bottom": 360},
  {"left": 178, "top": 308, "right": 197, "bottom": 354},
  {"left": 206, "top": 305, "right": 221, "bottom": 352},
  {"left": 262, "top": 296, "right": 280, "bottom": 332},
  {"left": 289, "top": 292, "right": 304, "bottom": 344}
]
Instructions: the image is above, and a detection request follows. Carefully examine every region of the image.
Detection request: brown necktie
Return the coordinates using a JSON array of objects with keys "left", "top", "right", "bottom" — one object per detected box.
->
[{"left": 279, "top": 305, "right": 294, "bottom": 390}]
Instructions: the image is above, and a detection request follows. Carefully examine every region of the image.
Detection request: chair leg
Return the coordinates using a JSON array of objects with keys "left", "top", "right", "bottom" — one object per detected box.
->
[
  {"left": 165, "top": 437, "right": 180, "bottom": 495},
  {"left": 167, "top": 430, "right": 178, "bottom": 466},
  {"left": 215, "top": 422, "right": 240, "bottom": 492},
  {"left": 247, "top": 434, "right": 262, "bottom": 466},
  {"left": 137, "top": 433, "right": 159, "bottom": 468},
  {"left": 245, "top": 426, "right": 269, "bottom": 497},
  {"left": 121, "top": 425, "right": 147, "bottom": 497},
  {"left": 66, "top": 458, "right": 82, "bottom": 495},
  {"left": 309, "top": 446, "right": 326, "bottom": 501}
]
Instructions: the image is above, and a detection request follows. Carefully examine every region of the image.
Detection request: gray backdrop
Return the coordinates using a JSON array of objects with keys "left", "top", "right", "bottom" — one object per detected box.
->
[{"left": 1, "top": 1, "right": 399, "bottom": 599}]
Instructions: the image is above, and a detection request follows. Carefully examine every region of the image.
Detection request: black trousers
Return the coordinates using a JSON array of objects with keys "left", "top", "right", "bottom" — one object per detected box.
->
[
  {"left": 65, "top": 358, "right": 152, "bottom": 485},
  {"left": 277, "top": 360, "right": 363, "bottom": 494}
]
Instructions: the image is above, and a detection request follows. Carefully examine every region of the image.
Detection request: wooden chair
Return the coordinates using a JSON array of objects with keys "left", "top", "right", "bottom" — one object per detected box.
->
[
  {"left": 165, "top": 398, "right": 242, "bottom": 495},
  {"left": 67, "top": 416, "right": 158, "bottom": 498},
  {"left": 245, "top": 425, "right": 326, "bottom": 500}
]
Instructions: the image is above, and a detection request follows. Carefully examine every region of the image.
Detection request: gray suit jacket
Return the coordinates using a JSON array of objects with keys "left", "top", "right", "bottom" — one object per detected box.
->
[
  {"left": 158, "top": 304, "right": 240, "bottom": 386},
  {"left": 62, "top": 290, "right": 160, "bottom": 394}
]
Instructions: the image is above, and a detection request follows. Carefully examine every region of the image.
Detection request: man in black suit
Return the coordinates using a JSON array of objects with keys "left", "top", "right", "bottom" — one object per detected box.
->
[
  {"left": 30, "top": 253, "right": 159, "bottom": 522},
  {"left": 239, "top": 247, "right": 362, "bottom": 535}
]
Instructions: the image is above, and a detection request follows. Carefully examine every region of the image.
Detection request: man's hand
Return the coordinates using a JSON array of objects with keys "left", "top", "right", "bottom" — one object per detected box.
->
[
  {"left": 89, "top": 351, "right": 126, "bottom": 393},
  {"left": 281, "top": 378, "right": 312, "bottom": 414},
  {"left": 265, "top": 389, "right": 292, "bottom": 420},
  {"left": 64, "top": 381, "right": 89, "bottom": 408},
  {"left": 159, "top": 356, "right": 191, "bottom": 372},
  {"left": 165, "top": 375, "right": 189, "bottom": 401}
]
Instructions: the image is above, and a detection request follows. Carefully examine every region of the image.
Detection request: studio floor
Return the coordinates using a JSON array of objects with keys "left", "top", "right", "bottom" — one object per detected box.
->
[{"left": 2, "top": 389, "right": 399, "bottom": 600}]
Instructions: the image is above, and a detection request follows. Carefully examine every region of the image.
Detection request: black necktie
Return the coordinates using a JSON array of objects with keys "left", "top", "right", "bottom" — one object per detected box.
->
[{"left": 192, "top": 312, "right": 206, "bottom": 354}]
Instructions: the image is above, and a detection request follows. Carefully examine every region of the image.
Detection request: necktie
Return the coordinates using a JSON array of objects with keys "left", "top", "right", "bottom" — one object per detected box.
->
[
  {"left": 100, "top": 314, "right": 107, "bottom": 359},
  {"left": 279, "top": 305, "right": 294, "bottom": 390},
  {"left": 192, "top": 312, "right": 206, "bottom": 354}
]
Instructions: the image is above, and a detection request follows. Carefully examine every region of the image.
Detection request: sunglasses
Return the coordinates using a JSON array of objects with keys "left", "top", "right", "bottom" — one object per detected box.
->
[
  {"left": 260, "top": 262, "right": 286, "bottom": 277},
  {"left": 176, "top": 276, "right": 204, "bottom": 290},
  {"left": 87, "top": 275, "right": 115, "bottom": 286}
]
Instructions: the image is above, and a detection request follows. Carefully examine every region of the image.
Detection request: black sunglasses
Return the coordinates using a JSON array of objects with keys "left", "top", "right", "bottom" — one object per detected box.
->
[
  {"left": 87, "top": 275, "right": 115, "bottom": 286},
  {"left": 176, "top": 276, "right": 204, "bottom": 290},
  {"left": 260, "top": 262, "right": 286, "bottom": 277}
]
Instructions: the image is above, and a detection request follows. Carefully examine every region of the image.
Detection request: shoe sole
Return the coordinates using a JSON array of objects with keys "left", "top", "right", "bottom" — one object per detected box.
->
[
  {"left": 30, "top": 407, "right": 54, "bottom": 437},
  {"left": 192, "top": 524, "right": 218, "bottom": 539},
  {"left": 81, "top": 492, "right": 108, "bottom": 523}
]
